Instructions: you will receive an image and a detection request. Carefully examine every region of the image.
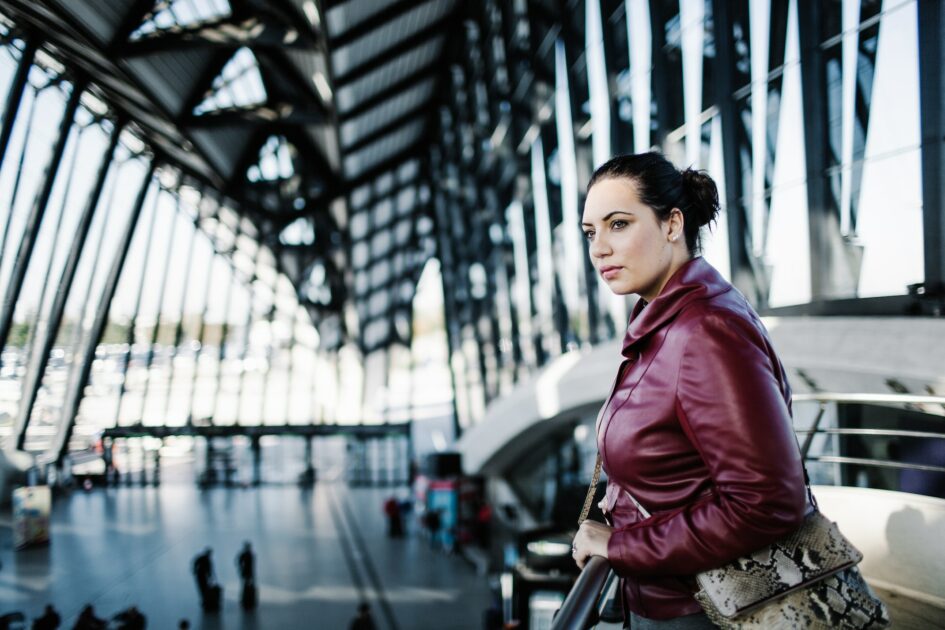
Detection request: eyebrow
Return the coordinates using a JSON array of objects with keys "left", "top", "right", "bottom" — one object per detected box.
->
[{"left": 581, "top": 210, "right": 633, "bottom": 227}]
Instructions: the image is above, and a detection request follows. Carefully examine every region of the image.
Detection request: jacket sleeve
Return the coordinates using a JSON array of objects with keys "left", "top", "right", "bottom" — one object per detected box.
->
[{"left": 606, "top": 310, "right": 808, "bottom": 577}]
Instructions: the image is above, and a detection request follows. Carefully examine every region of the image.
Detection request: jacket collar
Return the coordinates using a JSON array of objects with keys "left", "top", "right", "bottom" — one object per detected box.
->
[{"left": 621, "top": 257, "right": 731, "bottom": 356}]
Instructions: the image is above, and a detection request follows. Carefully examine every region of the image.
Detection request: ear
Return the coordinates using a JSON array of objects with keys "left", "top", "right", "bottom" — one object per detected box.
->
[{"left": 666, "top": 208, "right": 684, "bottom": 242}]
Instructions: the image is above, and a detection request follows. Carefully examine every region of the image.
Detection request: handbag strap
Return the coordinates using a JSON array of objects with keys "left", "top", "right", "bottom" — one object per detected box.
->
[{"left": 578, "top": 453, "right": 603, "bottom": 526}]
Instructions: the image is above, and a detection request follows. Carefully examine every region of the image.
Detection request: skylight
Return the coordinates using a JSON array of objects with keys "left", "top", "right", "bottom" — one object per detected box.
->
[
  {"left": 131, "top": 0, "right": 231, "bottom": 40},
  {"left": 193, "top": 47, "right": 266, "bottom": 115},
  {"left": 247, "top": 135, "right": 297, "bottom": 182}
]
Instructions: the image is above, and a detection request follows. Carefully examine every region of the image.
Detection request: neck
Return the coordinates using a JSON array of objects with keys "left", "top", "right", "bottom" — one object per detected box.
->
[{"left": 641, "top": 251, "right": 693, "bottom": 303}]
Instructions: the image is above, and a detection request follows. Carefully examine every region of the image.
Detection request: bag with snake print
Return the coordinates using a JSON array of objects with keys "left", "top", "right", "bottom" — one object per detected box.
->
[{"left": 692, "top": 510, "right": 890, "bottom": 629}]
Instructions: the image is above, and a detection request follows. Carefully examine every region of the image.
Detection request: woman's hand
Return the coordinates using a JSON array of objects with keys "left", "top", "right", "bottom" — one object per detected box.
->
[{"left": 572, "top": 520, "right": 613, "bottom": 569}]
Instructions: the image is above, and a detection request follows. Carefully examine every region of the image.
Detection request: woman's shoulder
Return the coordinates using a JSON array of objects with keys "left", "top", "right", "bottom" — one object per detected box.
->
[{"left": 672, "top": 292, "right": 767, "bottom": 345}]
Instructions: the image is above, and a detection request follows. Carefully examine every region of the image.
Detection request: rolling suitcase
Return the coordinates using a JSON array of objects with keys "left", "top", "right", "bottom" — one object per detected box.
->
[
  {"left": 241, "top": 581, "right": 257, "bottom": 610},
  {"left": 203, "top": 584, "right": 222, "bottom": 612}
]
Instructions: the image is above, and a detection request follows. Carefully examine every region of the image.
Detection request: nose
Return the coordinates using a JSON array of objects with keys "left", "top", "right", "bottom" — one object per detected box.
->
[{"left": 588, "top": 233, "right": 610, "bottom": 259}]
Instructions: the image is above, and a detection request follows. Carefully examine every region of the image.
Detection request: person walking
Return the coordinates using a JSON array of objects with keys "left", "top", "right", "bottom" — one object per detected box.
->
[
  {"left": 348, "top": 602, "right": 376, "bottom": 630},
  {"left": 192, "top": 547, "right": 220, "bottom": 611},
  {"left": 31, "top": 605, "right": 60, "bottom": 630},
  {"left": 383, "top": 496, "right": 403, "bottom": 538},
  {"left": 72, "top": 605, "right": 105, "bottom": 630},
  {"left": 236, "top": 541, "right": 257, "bottom": 610}
]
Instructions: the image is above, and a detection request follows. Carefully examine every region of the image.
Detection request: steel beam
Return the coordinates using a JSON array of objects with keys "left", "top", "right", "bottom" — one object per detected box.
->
[
  {"left": 119, "top": 16, "right": 314, "bottom": 56},
  {"left": 185, "top": 103, "right": 329, "bottom": 127},
  {"left": 51, "top": 162, "right": 156, "bottom": 461},
  {"left": 343, "top": 104, "right": 429, "bottom": 153},
  {"left": 333, "top": 21, "right": 448, "bottom": 85},
  {"left": 329, "top": 0, "right": 422, "bottom": 49},
  {"left": 338, "top": 70, "right": 437, "bottom": 120},
  {"left": 13, "top": 117, "right": 124, "bottom": 450},
  {"left": 0, "top": 82, "right": 84, "bottom": 354}
]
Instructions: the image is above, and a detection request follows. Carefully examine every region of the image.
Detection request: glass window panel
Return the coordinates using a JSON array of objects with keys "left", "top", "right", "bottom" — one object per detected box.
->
[
  {"left": 349, "top": 211, "right": 369, "bottom": 240},
  {"left": 369, "top": 291, "right": 388, "bottom": 317},
  {"left": 373, "top": 197, "right": 393, "bottom": 228},
  {"left": 371, "top": 230, "right": 391, "bottom": 257},
  {"left": 370, "top": 261, "right": 390, "bottom": 288},
  {"left": 396, "top": 187, "right": 416, "bottom": 215},
  {"left": 352, "top": 241, "right": 369, "bottom": 268},
  {"left": 395, "top": 219, "right": 412, "bottom": 246}
]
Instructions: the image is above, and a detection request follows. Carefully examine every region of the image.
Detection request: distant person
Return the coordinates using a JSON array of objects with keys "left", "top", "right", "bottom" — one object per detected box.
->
[
  {"left": 0, "top": 612, "right": 27, "bottom": 630},
  {"left": 348, "top": 602, "right": 376, "bottom": 630},
  {"left": 236, "top": 541, "right": 257, "bottom": 610},
  {"left": 383, "top": 496, "right": 403, "bottom": 538},
  {"left": 111, "top": 606, "right": 145, "bottom": 630},
  {"left": 31, "top": 604, "right": 60, "bottom": 630},
  {"left": 424, "top": 508, "right": 441, "bottom": 550},
  {"left": 192, "top": 547, "right": 220, "bottom": 611},
  {"left": 177, "top": 621, "right": 190, "bottom": 630},
  {"left": 72, "top": 604, "right": 106, "bottom": 630},
  {"left": 475, "top": 502, "right": 493, "bottom": 549}
]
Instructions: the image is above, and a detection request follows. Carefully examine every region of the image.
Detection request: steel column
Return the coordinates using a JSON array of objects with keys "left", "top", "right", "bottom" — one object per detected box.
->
[
  {"left": 20, "top": 121, "right": 83, "bottom": 366},
  {"left": 137, "top": 195, "right": 184, "bottom": 423},
  {"left": 51, "top": 162, "right": 156, "bottom": 460},
  {"left": 158, "top": 213, "right": 199, "bottom": 422},
  {"left": 0, "top": 86, "right": 39, "bottom": 265},
  {"left": 0, "top": 81, "right": 84, "bottom": 353},
  {"left": 0, "top": 36, "right": 37, "bottom": 173},
  {"left": 430, "top": 175, "right": 463, "bottom": 439},
  {"left": 208, "top": 256, "right": 238, "bottom": 423},
  {"left": 13, "top": 116, "right": 123, "bottom": 450},
  {"left": 709, "top": 0, "right": 766, "bottom": 306},
  {"left": 185, "top": 206, "right": 221, "bottom": 423},
  {"left": 797, "top": 0, "right": 859, "bottom": 300},
  {"left": 112, "top": 181, "right": 162, "bottom": 426},
  {"left": 918, "top": 0, "right": 945, "bottom": 297}
]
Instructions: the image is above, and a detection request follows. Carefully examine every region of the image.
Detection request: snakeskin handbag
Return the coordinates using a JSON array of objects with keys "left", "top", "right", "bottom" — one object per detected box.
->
[
  {"left": 578, "top": 455, "right": 890, "bottom": 629},
  {"left": 691, "top": 509, "right": 890, "bottom": 629}
]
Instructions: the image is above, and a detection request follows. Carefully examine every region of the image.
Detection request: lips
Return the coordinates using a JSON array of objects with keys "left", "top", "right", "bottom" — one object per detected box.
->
[{"left": 599, "top": 265, "right": 621, "bottom": 280}]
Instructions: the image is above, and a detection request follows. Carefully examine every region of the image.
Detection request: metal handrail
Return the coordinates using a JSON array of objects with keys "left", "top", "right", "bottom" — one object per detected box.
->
[
  {"left": 792, "top": 392, "right": 945, "bottom": 405},
  {"left": 551, "top": 556, "right": 611, "bottom": 630},
  {"left": 551, "top": 391, "right": 945, "bottom": 629}
]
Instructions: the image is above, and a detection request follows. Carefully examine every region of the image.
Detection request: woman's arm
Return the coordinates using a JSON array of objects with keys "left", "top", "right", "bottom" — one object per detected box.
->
[{"left": 605, "top": 310, "right": 807, "bottom": 577}]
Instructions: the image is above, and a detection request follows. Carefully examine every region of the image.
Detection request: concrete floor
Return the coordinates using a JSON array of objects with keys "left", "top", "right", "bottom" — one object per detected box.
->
[{"left": 0, "top": 484, "right": 494, "bottom": 629}]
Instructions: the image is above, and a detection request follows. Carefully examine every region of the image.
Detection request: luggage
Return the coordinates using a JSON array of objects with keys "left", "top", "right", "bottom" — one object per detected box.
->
[
  {"left": 203, "top": 584, "right": 222, "bottom": 612},
  {"left": 241, "top": 581, "right": 257, "bottom": 610}
]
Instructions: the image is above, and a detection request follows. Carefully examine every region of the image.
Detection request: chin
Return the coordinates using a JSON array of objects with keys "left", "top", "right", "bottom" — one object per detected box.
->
[{"left": 606, "top": 281, "right": 636, "bottom": 296}]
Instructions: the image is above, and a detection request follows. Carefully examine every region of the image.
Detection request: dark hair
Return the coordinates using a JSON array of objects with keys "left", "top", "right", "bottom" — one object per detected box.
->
[{"left": 587, "top": 152, "right": 720, "bottom": 255}]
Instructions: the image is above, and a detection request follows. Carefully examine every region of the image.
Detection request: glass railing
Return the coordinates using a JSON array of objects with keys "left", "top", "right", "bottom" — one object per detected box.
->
[{"left": 551, "top": 392, "right": 945, "bottom": 630}]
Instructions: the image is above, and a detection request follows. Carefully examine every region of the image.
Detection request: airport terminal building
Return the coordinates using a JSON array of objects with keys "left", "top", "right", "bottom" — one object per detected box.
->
[{"left": 0, "top": 1, "right": 943, "bottom": 628}]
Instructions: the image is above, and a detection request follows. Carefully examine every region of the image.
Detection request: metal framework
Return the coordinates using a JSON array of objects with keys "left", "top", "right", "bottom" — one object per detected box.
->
[{"left": 0, "top": 0, "right": 942, "bottom": 461}]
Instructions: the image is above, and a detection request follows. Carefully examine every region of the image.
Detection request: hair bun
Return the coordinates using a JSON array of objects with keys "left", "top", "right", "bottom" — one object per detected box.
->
[{"left": 681, "top": 168, "right": 720, "bottom": 229}]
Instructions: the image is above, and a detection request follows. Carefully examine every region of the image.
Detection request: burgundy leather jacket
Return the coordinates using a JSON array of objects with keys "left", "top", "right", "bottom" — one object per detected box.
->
[{"left": 597, "top": 257, "right": 808, "bottom": 620}]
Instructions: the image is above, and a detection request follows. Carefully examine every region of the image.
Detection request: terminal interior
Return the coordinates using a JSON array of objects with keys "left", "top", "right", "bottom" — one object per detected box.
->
[{"left": 0, "top": 0, "right": 944, "bottom": 628}]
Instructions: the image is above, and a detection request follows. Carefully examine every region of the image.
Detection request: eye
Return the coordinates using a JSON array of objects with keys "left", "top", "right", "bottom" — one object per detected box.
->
[
  {"left": 583, "top": 230, "right": 595, "bottom": 241},
  {"left": 611, "top": 219, "right": 628, "bottom": 230}
]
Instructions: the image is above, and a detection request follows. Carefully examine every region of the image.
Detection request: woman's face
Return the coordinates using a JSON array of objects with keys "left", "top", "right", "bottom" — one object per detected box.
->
[{"left": 581, "top": 177, "right": 685, "bottom": 301}]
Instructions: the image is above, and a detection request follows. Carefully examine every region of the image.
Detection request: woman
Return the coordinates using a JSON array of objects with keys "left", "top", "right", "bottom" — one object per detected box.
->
[{"left": 571, "top": 153, "right": 808, "bottom": 628}]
